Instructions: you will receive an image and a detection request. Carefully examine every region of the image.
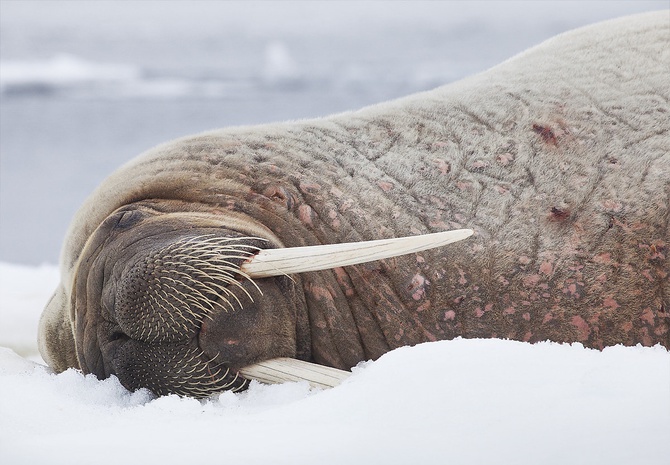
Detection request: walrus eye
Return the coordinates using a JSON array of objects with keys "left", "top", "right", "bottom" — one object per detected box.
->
[
  {"left": 241, "top": 229, "right": 473, "bottom": 278},
  {"left": 109, "top": 331, "right": 127, "bottom": 342}
]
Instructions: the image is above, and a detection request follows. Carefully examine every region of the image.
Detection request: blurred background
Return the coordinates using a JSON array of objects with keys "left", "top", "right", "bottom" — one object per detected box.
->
[{"left": 0, "top": 0, "right": 665, "bottom": 265}]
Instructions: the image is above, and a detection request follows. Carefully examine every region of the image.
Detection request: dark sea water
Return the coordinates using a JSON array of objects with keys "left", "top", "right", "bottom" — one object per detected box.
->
[{"left": 0, "top": 1, "right": 664, "bottom": 265}]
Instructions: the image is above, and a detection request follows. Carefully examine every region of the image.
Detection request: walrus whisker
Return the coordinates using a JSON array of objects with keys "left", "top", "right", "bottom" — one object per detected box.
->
[
  {"left": 240, "top": 229, "right": 474, "bottom": 278},
  {"left": 154, "top": 277, "right": 214, "bottom": 316},
  {"left": 180, "top": 261, "right": 261, "bottom": 302},
  {"left": 152, "top": 237, "right": 266, "bottom": 307},
  {"left": 152, "top": 284, "right": 209, "bottom": 323},
  {"left": 160, "top": 256, "right": 259, "bottom": 306},
  {"left": 150, "top": 291, "right": 199, "bottom": 331},
  {"left": 160, "top": 273, "right": 225, "bottom": 311},
  {"left": 159, "top": 269, "right": 240, "bottom": 313}
]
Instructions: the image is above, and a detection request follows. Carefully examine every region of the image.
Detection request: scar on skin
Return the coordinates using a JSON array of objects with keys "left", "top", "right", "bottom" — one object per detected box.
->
[
  {"left": 549, "top": 206, "right": 570, "bottom": 220},
  {"left": 532, "top": 123, "right": 558, "bottom": 145}
]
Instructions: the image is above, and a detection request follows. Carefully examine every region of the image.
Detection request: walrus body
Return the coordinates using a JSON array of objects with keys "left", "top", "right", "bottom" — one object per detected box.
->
[{"left": 40, "top": 12, "right": 669, "bottom": 397}]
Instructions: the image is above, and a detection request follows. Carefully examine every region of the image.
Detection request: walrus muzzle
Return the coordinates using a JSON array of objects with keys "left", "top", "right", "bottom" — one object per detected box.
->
[{"left": 66, "top": 200, "right": 471, "bottom": 397}]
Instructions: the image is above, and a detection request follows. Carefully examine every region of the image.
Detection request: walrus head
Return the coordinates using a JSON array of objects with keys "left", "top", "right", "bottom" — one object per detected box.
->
[{"left": 39, "top": 199, "right": 472, "bottom": 397}]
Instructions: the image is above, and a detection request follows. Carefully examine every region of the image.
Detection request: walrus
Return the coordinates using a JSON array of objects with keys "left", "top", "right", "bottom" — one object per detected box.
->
[{"left": 39, "top": 12, "right": 669, "bottom": 397}]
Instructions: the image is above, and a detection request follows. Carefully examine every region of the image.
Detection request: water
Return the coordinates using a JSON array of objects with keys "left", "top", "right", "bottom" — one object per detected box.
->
[{"left": 0, "top": 0, "right": 664, "bottom": 265}]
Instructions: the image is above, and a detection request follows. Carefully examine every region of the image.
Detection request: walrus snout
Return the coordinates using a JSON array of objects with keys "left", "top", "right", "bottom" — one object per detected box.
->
[
  {"left": 105, "top": 235, "right": 306, "bottom": 396},
  {"left": 109, "top": 234, "right": 305, "bottom": 397}
]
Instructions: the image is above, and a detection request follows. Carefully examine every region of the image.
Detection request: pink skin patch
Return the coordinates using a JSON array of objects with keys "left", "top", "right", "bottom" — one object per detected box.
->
[
  {"left": 444, "top": 310, "right": 456, "bottom": 320},
  {"left": 409, "top": 274, "right": 428, "bottom": 301},
  {"left": 456, "top": 181, "right": 472, "bottom": 191},
  {"left": 539, "top": 261, "right": 553, "bottom": 276},
  {"left": 298, "top": 204, "right": 315, "bottom": 227},
  {"left": 603, "top": 297, "right": 620, "bottom": 310},
  {"left": 593, "top": 252, "right": 612, "bottom": 265},
  {"left": 333, "top": 268, "right": 355, "bottom": 297},
  {"left": 563, "top": 282, "right": 581, "bottom": 298},
  {"left": 432, "top": 158, "right": 451, "bottom": 175},
  {"left": 417, "top": 300, "right": 432, "bottom": 313},
  {"left": 601, "top": 199, "right": 623, "bottom": 212},
  {"left": 640, "top": 307, "right": 655, "bottom": 326},
  {"left": 454, "top": 213, "right": 467, "bottom": 223},
  {"left": 571, "top": 316, "right": 591, "bottom": 341},
  {"left": 328, "top": 209, "right": 341, "bottom": 230},
  {"left": 457, "top": 267, "right": 467, "bottom": 286},
  {"left": 299, "top": 180, "right": 321, "bottom": 193},
  {"left": 523, "top": 274, "right": 541, "bottom": 287},
  {"left": 638, "top": 328, "right": 653, "bottom": 346},
  {"left": 377, "top": 181, "right": 394, "bottom": 192},
  {"left": 496, "top": 152, "right": 515, "bottom": 166}
]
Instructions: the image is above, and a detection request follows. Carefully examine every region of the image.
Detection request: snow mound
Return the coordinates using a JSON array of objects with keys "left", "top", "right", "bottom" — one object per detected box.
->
[
  {"left": 1, "top": 262, "right": 668, "bottom": 464},
  {"left": 1, "top": 340, "right": 668, "bottom": 465}
]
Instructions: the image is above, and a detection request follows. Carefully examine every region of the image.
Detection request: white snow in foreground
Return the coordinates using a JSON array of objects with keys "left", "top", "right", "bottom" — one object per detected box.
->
[{"left": 1, "top": 262, "right": 668, "bottom": 465}]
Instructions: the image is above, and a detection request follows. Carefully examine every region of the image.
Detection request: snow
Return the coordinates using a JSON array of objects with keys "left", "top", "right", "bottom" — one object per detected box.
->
[{"left": 0, "top": 262, "right": 668, "bottom": 464}]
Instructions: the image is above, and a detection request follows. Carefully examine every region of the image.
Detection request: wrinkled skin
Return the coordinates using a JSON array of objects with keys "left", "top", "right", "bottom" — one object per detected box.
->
[{"left": 39, "top": 12, "right": 669, "bottom": 397}]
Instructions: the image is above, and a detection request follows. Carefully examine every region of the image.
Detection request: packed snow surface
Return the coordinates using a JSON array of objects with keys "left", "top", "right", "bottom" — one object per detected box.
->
[{"left": 0, "top": 262, "right": 668, "bottom": 464}]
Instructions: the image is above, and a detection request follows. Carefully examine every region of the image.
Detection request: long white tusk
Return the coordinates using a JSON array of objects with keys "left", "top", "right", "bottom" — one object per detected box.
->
[
  {"left": 238, "top": 357, "right": 351, "bottom": 389},
  {"left": 240, "top": 229, "right": 474, "bottom": 278}
]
